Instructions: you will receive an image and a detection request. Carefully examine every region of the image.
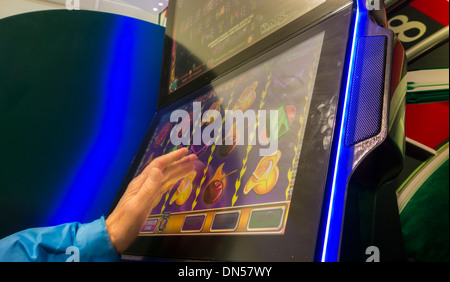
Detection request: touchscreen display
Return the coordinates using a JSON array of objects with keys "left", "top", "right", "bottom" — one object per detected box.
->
[
  {"left": 167, "top": 0, "right": 326, "bottom": 93},
  {"left": 137, "top": 32, "right": 325, "bottom": 236}
]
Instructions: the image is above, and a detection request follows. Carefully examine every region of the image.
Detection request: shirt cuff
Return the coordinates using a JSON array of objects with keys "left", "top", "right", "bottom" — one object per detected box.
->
[{"left": 75, "top": 217, "right": 121, "bottom": 262}]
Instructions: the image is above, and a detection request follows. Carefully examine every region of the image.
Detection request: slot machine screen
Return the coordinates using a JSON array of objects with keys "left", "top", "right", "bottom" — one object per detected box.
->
[{"left": 137, "top": 32, "right": 324, "bottom": 237}]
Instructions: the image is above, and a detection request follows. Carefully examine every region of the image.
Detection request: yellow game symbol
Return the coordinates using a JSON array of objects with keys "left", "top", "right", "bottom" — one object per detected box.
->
[
  {"left": 169, "top": 170, "right": 197, "bottom": 206},
  {"left": 243, "top": 150, "right": 281, "bottom": 196},
  {"left": 151, "top": 158, "right": 196, "bottom": 209},
  {"left": 233, "top": 81, "right": 258, "bottom": 111},
  {"left": 202, "top": 97, "right": 224, "bottom": 126}
]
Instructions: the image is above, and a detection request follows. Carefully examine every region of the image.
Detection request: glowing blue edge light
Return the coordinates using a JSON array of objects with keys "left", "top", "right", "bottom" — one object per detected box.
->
[
  {"left": 45, "top": 17, "right": 136, "bottom": 226},
  {"left": 320, "top": 0, "right": 363, "bottom": 262}
]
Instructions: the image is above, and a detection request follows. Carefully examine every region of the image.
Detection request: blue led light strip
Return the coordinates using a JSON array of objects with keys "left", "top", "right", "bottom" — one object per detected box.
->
[
  {"left": 45, "top": 17, "right": 138, "bottom": 226},
  {"left": 320, "top": 0, "right": 364, "bottom": 262}
]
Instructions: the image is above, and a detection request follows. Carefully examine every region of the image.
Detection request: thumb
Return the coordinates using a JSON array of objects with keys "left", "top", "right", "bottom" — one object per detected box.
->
[{"left": 138, "top": 167, "right": 163, "bottom": 203}]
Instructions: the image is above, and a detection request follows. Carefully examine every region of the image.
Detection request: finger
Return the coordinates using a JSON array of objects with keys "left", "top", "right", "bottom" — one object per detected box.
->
[
  {"left": 133, "top": 148, "right": 188, "bottom": 186},
  {"left": 162, "top": 163, "right": 195, "bottom": 190},
  {"left": 163, "top": 162, "right": 195, "bottom": 183},
  {"left": 170, "top": 153, "right": 198, "bottom": 167},
  {"left": 149, "top": 148, "right": 189, "bottom": 170},
  {"left": 127, "top": 148, "right": 192, "bottom": 196},
  {"left": 164, "top": 153, "right": 196, "bottom": 171}
]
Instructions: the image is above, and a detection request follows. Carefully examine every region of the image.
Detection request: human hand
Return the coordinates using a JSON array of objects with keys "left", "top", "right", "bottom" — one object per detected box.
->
[{"left": 105, "top": 148, "right": 197, "bottom": 253}]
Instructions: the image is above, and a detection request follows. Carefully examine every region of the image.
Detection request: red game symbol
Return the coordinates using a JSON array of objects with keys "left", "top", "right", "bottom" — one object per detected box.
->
[
  {"left": 154, "top": 122, "right": 172, "bottom": 147},
  {"left": 203, "top": 164, "right": 237, "bottom": 205}
]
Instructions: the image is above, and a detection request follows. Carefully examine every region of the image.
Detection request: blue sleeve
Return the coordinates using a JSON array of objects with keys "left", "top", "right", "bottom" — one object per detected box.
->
[{"left": 0, "top": 217, "right": 121, "bottom": 262}]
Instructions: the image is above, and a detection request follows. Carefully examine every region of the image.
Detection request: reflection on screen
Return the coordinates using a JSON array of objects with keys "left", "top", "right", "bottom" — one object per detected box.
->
[
  {"left": 168, "top": 0, "right": 326, "bottom": 93},
  {"left": 138, "top": 32, "right": 325, "bottom": 236}
]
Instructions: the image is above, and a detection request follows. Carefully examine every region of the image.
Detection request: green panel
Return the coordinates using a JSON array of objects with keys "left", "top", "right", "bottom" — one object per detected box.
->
[{"left": 400, "top": 160, "right": 449, "bottom": 262}]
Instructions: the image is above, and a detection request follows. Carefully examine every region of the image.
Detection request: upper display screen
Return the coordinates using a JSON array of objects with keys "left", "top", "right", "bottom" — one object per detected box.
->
[
  {"left": 136, "top": 32, "right": 325, "bottom": 237},
  {"left": 167, "top": 0, "right": 326, "bottom": 94}
]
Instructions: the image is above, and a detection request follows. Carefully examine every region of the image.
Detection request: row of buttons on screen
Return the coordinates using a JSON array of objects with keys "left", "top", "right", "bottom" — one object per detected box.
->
[{"left": 141, "top": 206, "right": 285, "bottom": 234}]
